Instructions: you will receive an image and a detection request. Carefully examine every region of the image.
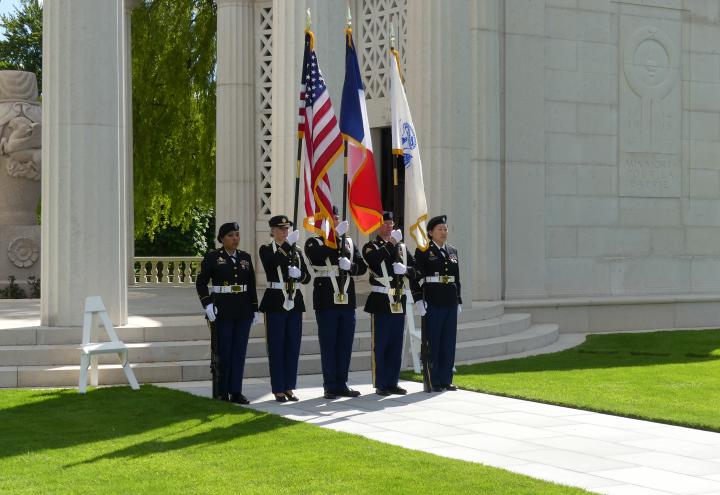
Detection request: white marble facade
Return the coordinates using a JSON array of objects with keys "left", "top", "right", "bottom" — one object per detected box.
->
[
  {"left": 219, "top": 0, "right": 720, "bottom": 308},
  {"left": 41, "top": 0, "right": 720, "bottom": 328},
  {"left": 504, "top": 0, "right": 720, "bottom": 300}
]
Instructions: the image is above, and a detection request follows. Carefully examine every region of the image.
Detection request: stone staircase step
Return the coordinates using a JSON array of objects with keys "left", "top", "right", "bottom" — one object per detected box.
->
[
  {"left": 454, "top": 324, "right": 560, "bottom": 362},
  {"left": 0, "top": 302, "right": 505, "bottom": 346}
]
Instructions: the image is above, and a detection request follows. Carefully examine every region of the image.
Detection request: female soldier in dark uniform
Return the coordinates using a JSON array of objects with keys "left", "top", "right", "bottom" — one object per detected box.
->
[
  {"left": 196, "top": 222, "right": 260, "bottom": 404},
  {"left": 258, "top": 215, "right": 311, "bottom": 402},
  {"left": 412, "top": 215, "right": 462, "bottom": 392},
  {"left": 304, "top": 207, "right": 368, "bottom": 399},
  {"left": 362, "top": 211, "right": 416, "bottom": 396}
]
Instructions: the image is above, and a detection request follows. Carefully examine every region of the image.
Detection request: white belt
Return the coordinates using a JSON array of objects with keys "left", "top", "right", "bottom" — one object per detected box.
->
[
  {"left": 212, "top": 285, "right": 247, "bottom": 293},
  {"left": 423, "top": 275, "right": 455, "bottom": 284},
  {"left": 313, "top": 266, "right": 339, "bottom": 277},
  {"left": 268, "top": 282, "right": 297, "bottom": 291},
  {"left": 370, "top": 286, "right": 404, "bottom": 296}
]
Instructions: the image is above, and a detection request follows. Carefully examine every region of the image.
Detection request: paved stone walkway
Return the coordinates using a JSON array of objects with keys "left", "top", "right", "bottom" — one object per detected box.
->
[{"left": 161, "top": 371, "right": 720, "bottom": 495}]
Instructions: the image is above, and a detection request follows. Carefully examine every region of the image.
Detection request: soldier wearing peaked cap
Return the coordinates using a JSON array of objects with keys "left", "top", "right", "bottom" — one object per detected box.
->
[
  {"left": 362, "top": 211, "right": 418, "bottom": 396},
  {"left": 196, "top": 221, "right": 260, "bottom": 405},
  {"left": 411, "top": 215, "right": 462, "bottom": 392},
  {"left": 304, "top": 206, "right": 368, "bottom": 400},
  {"left": 259, "top": 215, "right": 311, "bottom": 402}
]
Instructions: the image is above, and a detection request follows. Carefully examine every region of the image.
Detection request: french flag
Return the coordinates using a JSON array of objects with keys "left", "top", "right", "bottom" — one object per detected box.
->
[{"left": 339, "top": 27, "right": 383, "bottom": 235}]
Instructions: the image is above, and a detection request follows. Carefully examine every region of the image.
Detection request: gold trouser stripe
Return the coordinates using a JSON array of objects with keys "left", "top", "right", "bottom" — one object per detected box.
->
[
  {"left": 264, "top": 313, "right": 269, "bottom": 357},
  {"left": 371, "top": 315, "right": 376, "bottom": 388},
  {"left": 423, "top": 315, "right": 434, "bottom": 388}
]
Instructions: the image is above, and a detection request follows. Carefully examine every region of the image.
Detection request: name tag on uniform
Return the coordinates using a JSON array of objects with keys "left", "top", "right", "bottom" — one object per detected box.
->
[{"left": 217, "top": 258, "right": 227, "bottom": 265}]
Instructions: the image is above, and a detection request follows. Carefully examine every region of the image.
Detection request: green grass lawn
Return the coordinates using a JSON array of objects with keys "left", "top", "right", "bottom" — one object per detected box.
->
[
  {"left": 404, "top": 329, "right": 720, "bottom": 432},
  {"left": 0, "top": 386, "right": 590, "bottom": 495}
]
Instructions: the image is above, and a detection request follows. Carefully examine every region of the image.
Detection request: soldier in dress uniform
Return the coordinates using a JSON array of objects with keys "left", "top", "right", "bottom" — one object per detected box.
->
[
  {"left": 304, "top": 206, "right": 368, "bottom": 399},
  {"left": 362, "top": 211, "right": 417, "bottom": 396},
  {"left": 258, "top": 215, "right": 312, "bottom": 402},
  {"left": 196, "top": 222, "right": 260, "bottom": 404},
  {"left": 412, "top": 215, "right": 462, "bottom": 392}
]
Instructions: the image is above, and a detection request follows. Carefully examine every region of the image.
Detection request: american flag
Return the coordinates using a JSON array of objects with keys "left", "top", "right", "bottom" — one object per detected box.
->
[{"left": 299, "top": 30, "right": 342, "bottom": 248}]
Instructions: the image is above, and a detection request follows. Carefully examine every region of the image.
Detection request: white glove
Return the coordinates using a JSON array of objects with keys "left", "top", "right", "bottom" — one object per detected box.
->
[
  {"left": 252, "top": 311, "right": 262, "bottom": 325},
  {"left": 338, "top": 256, "right": 352, "bottom": 271},
  {"left": 457, "top": 305, "right": 462, "bottom": 315},
  {"left": 288, "top": 265, "right": 302, "bottom": 279},
  {"left": 415, "top": 300, "right": 427, "bottom": 316},
  {"left": 390, "top": 229, "right": 403, "bottom": 243},
  {"left": 392, "top": 262, "right": 407, "bottom": 275},
  {"left": 205, "top": 303, "right": 217, "bottom": 322},
  {"left": 335, "top": 220, "right": 349, "bottom": 236},
  {"left": 287, "top": 229, "right": 300, "bottom": 246}
]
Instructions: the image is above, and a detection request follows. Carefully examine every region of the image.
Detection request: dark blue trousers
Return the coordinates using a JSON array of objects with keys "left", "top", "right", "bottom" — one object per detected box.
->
[
  {"left": 425, "top": 305, "right": 458, "bottom": 388},
  {"left": 371, "top": 313, "right": 405, "bottom": 390},
  {"left": 315, "top": 308, "right": 356, "bottom": 393},
  {"left": 265, "top": 311, "right": 303, "bottom": 394},
  {"left": 215, "top": 317, "right": 252, "bottom": 396}
]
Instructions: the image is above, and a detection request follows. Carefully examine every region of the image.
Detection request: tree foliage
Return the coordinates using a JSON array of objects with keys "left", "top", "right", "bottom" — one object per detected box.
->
[
  {"left": 131, "top": 0, "right": 217, "bottom": 239},
  {"left": 0, "top": 0, "right": 42, "bottom": 90}
]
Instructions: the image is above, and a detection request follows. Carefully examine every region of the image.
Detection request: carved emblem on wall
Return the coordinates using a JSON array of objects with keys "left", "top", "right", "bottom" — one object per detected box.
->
[
  {"left": 7, "top": 237, "right": 39, "bottom": 268},
  {"left": 619, "top": 17, "right": 682, "bottom": 198}
]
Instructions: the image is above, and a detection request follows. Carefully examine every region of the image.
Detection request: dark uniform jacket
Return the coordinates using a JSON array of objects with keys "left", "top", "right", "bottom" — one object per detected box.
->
[
  {"left": 304, "top": 236, "right": 368, "bottom": 310},
  {"left": 362, "top": 236, "right": 418, "bottom": 314},
  {"left": 258, "top": 240, "right": 311, "bottom": 313},
  {"left": 196, "top": 248, "right": 258, "bottom": 320},
  {"left": 412, "top": 240, "right": 462, "bottom": 307}
]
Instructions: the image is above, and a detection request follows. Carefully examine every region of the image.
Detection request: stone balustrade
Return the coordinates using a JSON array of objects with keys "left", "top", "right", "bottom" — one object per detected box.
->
[{"left": 133, "top": 257, "right": 202, "bottom": 286}]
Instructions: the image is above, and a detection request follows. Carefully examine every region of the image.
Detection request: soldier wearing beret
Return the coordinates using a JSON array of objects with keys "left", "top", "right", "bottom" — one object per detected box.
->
[
  {"left": 196, "top": 222, "right": 260, "bottom": 404},
  {"left": 362, "top": 211, "right": 417, "bottom": 396},
  {"left": 259, "top": 215, "right": 311, "bottom": 402},
  {"left": 412, "top": 215, "right": 462, "bottom": 392},
  {"left": 304, "top": 206, "right": 368, "bottom": 399}
]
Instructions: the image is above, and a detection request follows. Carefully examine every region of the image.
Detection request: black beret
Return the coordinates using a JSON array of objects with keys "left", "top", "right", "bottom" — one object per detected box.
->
[
  {"left": 268, "top": 215, "right": 293, "bottom": 228},
  {"left": 382, "top": 211, "right": 394, "bottom": 221},
  {"left": 427, "top": 215, "right": 447, "bottom": 231},
  {"left": 217, "top": 222, "right": 240, "bottom": 242}
]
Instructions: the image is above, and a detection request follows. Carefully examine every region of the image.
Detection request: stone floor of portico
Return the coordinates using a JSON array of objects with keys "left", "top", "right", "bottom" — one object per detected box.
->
[{"left": 162, "top": 372, "right": 720, "bottom": 495}]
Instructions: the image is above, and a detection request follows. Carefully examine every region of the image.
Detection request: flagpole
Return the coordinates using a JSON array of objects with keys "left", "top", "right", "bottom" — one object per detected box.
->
[
  {"left": 337, "top": 8, "right": 353, "bottom": 302},
  {"left": 389, "top": 21, "right": 405, "bottom": 316},
  {"left": 288, "top": 10, "right": 314, "bottom": 305}
]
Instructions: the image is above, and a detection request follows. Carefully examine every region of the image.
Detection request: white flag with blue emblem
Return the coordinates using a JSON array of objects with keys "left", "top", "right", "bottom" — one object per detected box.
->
[{"left": 390, "top": 48, "right": 429, "bottom": 251}]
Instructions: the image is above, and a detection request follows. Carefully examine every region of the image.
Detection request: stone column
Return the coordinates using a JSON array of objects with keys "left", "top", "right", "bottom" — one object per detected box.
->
[
  {"left": 41, "top": 0, "right": 130, "bottom": 326},
  {"left": 216, "top": 0, "right": 256, "bottom": 255},
  {"left": 405, "top": 0, "right": 475, "bottom": 301},
  {"left": 470, "top": 0, "right": 503, "bottom": 300},
  {"left": 124, "top": 1, "right": 138, "bottom": 284}
]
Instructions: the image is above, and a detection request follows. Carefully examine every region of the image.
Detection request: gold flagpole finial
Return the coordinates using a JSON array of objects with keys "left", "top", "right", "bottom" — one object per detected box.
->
[
  {"left": 346, "top": 5, "right": 352, "bottom": 29},
  {"left": 306, "top": 8, "right": 312, "bottom": 30},
  {"left": 390, "top": 20, "right": 396, "bottom": 50}
]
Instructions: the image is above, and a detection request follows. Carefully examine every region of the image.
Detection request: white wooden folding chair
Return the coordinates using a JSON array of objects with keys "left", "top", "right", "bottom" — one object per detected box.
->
[{"left": 78, "top": 296, "right": 139, "bottom": 393}]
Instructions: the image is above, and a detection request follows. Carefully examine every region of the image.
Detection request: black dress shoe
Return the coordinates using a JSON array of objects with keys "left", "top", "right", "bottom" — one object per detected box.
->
[
  {"left": 230, "top": 393, "right": 249, "bottom": 405},
  {"left": 323, "top": 391, "right": 338, "bottom": 400},
  {"left": 431, "top": 386, "right": 444, "bottom": 392},
  {"left": 389, "top": 386, "right": 407, "bottom": 395},
  {"left": 219, "top": 394, "right": 230, "bottom": 402},
  {"left": 284, "top": 393, "right": 299, "bottom": 402},
  {"left": 375, "top": 388, "right": 391, "bottom": 396},
  {"left": 336, "top": 388, "right": 361, "bottom": 398},
  {"left": 274, "top": 394, "right": 288, "bottom": 403},
  {"left": 444, "top": 384, "right": 458, "bottom": 391}
]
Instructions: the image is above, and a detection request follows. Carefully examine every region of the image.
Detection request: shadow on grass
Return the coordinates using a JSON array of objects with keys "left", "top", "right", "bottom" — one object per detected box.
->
[
  {"left": 0, "top": 385, "right": 292, "bottom": 463},
  {"left": 454, "top": 329, "right": 720, "bottom": 375}
]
